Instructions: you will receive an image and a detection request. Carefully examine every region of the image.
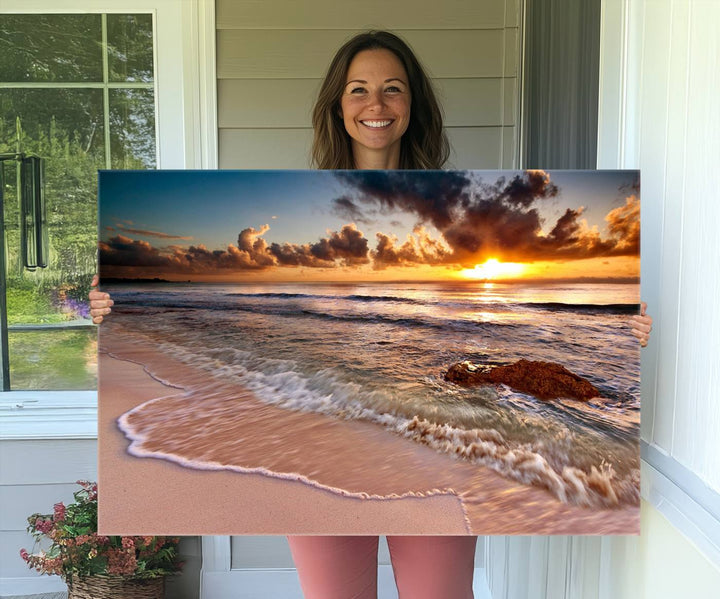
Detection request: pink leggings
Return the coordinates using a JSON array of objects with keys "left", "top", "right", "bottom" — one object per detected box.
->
[{"left": 287, "top": 536, "right": 477, "bottom": 599}]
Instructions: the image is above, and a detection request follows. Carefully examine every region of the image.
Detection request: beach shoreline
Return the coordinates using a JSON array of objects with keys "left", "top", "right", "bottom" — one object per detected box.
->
[{"left": 98, "top": 329, "right": 639, "bottom": 535}]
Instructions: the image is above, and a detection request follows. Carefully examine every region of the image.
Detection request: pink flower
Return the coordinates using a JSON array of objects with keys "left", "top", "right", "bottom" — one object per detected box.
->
[
  {"left": 53, "top": 502, "right": 66, "bottom": 522},
  {"left": 121, "top": 537, "right": 135, "bottom": 549},
  {"left": 107, "top": 548, "right": 137, "bottom": 576},
  {"left": 34, "top": 518, "right": 54, "bottom": 534},
  {"left": 19, "top": 548, "right": 29, "bottom": 562}
]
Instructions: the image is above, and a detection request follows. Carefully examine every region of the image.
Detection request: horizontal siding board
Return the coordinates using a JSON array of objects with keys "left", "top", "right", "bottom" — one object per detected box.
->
[
  {"left": 217, "top": 0, "right": 507, "bottom": 30},
  {"left": 439, "top": 79, "right": 506, "bottom": 126},
  {"left": 218, "top": 78, "right": 509, "bottom": 128},
  {"left": 0, "top": 440, "right": 97, "bottom": 485},
  {"left": 219, "top": 126, "right": 507, "bottom": 170},
  {"left": 0, "top": 530, "right": 49, "bottom": 578},
  {"left": 219, "top": 128, "right": 313, "bottom": 169},
  {"left": 0, "top": 483, "right": 81, "bottom": 531},
  {"left": 218, "top": 79, "right": 319, "bottom": 128},
  {"left": 217, "top": 30, "right": 507, "bottom": 79},
  {"left": 446, "top": 126, "right": 504, "bottom": 169}
]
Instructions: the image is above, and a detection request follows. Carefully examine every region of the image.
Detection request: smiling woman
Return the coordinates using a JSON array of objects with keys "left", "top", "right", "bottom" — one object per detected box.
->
[
  {"left": 340, "top": 48, "right": 412, "bottom": 169},
  {"left": 311, "top": 30, "right": 449, "bottom": 170}
]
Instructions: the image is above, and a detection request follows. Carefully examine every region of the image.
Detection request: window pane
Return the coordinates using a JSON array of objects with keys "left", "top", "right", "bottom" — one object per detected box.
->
[
  {"left": 0, "top": 14, "right": 103, "bottom": 82},
  {"left": 110, "top": 88, "right": 156, "bottom": 169},
  {"left": 107, "top": 14, "right": 154, "bottom": 83},
  {"left": 0, "top": 89, "right": 106, "bottom": 163},
  {"left": 1, "top": 89, "right": 104, "bottom": 280},
  {"left": 9, "top": 330, "right": 97, "bottom": 390},
  {"left": 0, "top": 12, "right": 156, "bottom": 391},
  {"left": 2, "top": 88, "right": 102, "bottom": 390}
]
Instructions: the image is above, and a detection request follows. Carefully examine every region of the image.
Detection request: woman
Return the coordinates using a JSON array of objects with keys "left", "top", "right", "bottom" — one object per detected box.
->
[{"left": 91, "top": 31, "right": 653, "bottom": 599}]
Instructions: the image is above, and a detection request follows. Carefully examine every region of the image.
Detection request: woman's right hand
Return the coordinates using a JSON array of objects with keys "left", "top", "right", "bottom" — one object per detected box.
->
[{"left": 89, "top": 274, "right": 114, "bottom": 324}]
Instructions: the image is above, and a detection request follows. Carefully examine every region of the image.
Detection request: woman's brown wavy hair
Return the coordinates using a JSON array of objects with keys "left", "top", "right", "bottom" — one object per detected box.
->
[{"left": 311, "top": 31, "right": 449, "bottom": 170}]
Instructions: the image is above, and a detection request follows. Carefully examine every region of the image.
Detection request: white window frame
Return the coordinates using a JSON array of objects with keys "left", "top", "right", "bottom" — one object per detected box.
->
[{"left": 0, "top": 0, "right": 217, "bottom": 440}]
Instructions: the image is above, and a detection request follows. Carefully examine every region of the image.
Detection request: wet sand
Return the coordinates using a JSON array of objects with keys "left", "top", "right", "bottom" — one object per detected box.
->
[{"left": 98, "top": 331, "right": 639, "bottom": 535}]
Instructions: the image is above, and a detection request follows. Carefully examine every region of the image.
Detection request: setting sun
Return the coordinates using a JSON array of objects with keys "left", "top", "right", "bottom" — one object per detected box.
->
[{"left": 460, "top": 258, "right": 526, "bottom": 280}]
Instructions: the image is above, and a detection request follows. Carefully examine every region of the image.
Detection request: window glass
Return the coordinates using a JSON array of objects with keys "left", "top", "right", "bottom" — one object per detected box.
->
[
  {"left": 0, "top": 13, "right": 155, "bottom": 390},
  {"left": 107, "top": 14, "right": 154, "bottom": 83},
  {"left": 109, "top": 88, "right": 156, "bottom": 169},
  {"left": 0, "top": 14, "right": 103, "bottom": 82}
]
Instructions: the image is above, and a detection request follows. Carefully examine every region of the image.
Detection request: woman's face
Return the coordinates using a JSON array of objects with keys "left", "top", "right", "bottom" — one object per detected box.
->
[{"left": 340, "top": 49, "right": 411, "bottom": 166}]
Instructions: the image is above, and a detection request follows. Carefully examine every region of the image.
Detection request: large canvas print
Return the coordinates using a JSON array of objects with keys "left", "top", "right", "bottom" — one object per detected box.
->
[{"left": 98, "top": 169, "right": 641, "bottom": 535}]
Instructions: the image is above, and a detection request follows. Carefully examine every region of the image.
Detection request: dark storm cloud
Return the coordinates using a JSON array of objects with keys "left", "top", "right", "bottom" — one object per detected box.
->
[
  {"left": 100, "top": 224, "right": 371, "bottom": 273},
  {"left": 497, "top": 170, "right": 559, "bottom": 207},
  {"left": 99, "top": 235, "right": 170, "bottom": 267},
  {"left": 99, "top": 234, "right": 270, "bottom": 272},
  {"left": 269, "top": 224, "right": 370, "bottom": 267},
  {"left": 339, "top": 170, "right": 639, "bottom": 265},
  {"left": 336, "top": 170, "right": 473, "bottom": 230}
]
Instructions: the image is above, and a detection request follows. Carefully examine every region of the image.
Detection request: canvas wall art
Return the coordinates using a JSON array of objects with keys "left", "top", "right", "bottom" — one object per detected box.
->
[{"left": 98, "top": 169, "right": 641, "bottom": 535}]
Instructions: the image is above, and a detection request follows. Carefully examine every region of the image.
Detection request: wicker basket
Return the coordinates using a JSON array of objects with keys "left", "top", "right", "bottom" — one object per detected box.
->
[{"left": 67, "top": 575, "right": 164, "bottom": 599}]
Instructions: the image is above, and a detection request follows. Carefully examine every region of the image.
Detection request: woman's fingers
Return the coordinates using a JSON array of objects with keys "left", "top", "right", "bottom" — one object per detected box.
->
[
  {"left": 89, "top": 275, "right": 113, "bottom": 324},
  {"left": 630, "top": 312, "right": 652, "bottom": 347}
]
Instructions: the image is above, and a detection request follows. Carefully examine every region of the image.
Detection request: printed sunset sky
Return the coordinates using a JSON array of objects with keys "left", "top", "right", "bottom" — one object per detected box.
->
[{"left": 98, "top": 170, "right": 640, "bottom": 283}]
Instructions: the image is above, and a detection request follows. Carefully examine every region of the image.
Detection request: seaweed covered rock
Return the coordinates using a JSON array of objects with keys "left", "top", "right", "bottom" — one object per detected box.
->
[{"left": 445, "top": 359, "right": 600, "bottom": 401}]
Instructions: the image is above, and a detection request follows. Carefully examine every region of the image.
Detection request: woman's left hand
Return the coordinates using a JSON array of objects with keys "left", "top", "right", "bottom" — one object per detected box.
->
[{"left": 630, "top": 301, "right": 653, "bottom": 347}]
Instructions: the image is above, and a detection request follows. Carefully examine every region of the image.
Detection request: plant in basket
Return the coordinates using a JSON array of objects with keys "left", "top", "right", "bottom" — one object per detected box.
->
[{"left": 20, "top": 481, "right": 182, "bottom": 598}]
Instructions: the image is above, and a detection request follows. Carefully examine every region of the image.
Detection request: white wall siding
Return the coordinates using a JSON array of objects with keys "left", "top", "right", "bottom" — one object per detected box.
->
[
  {"left": 669, "top": 2, "right": 720, "bottom": 482},
  {"left": 216, "top": 0, "right": 522, "bottom": 171},
  {"left": 608, "top": 0, "right": 720, "bottom": 489},
  {"left": 216, "top": 0, "right": 512, "bottom": 30},
  {"left": 0, "top": 440, "right": 96, "bottom": 587}
]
